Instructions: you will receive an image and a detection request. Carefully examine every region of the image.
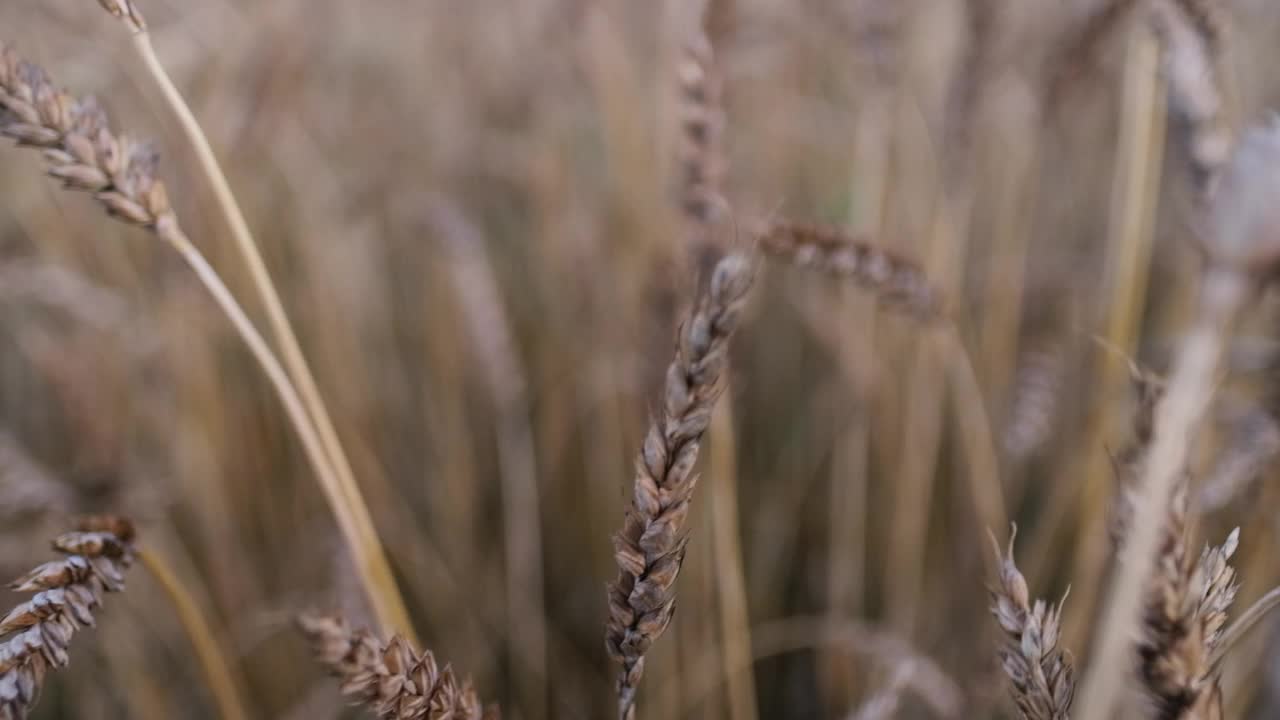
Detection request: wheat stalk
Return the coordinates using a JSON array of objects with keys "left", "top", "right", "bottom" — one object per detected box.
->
[
  {"left": 93, "top": 0, "right": 417, "bottom": 639},
  {"left": 0, "top": 516, "right": 136, "bottom": 720},
  {"left": 297, "top": 613, "right": 496, "bottom": 720},
  {"left": 606, "top": 251, "right": 754, "bottom": 720},
  {"left": 0, "top": 41, "right": 411, "bottom": 642}
]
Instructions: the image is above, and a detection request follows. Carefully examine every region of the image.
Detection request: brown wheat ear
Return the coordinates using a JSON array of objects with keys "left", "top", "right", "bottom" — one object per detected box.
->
[
  {"left": 988, "top": 527, "right": 1075, "bottom": 720},
  {"left": 606, "top": 251, "right": 755, "bottom": 720},
  {"left": 297, "top": 613, "right": 497, "bottom": 720},
  {"left": 756, "top": 222, "right": 941, "bottom": 320},
  {"left": 1137, "top": 486, "right": 1238, "bottom": 720},
  {"left": 0, "top": 43, "right": 176, "bottom": 238},
  {"left": 0, "top": 516, "right": 137, "bottom": 720}
]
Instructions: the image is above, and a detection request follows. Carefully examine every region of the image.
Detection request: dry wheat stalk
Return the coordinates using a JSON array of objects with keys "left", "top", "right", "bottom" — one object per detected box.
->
[
  {"left": 756, "top": 222, "right": 941, "bottom": 320},
  {"left": 988, "top": 528, "right": 1075, "bottom": 720},
  {"left": 297, "top": 614, "right": 496, "bottom": 720},
  {"left": 0, "top": 516, "right": 136, "bottom": 720},
  {"left": 606, "top": 251, "right": 754, "bottom": 720},
  {"left": 0, "top": 40, "right": 411, "bottom": 639}
]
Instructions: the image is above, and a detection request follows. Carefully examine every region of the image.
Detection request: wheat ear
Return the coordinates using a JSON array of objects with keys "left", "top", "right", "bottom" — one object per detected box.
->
[
  {"left": 1135, "top": 479, "right": 1238, "bottom": 720},
  {"left": 0, "top": 516, "right": 137, "bottom": 720},
  {"left": 298, "top": 613, "right": 497, "bottom": 720},
  {"left": 1151, "top": 0, "right": 1233, "bottom": 201},
  {"left": 988, "top": 527, "right": 1075, "bottom": 720},
  {"left": 0, "top": 42, "right": 410, "bottom": 641},
  {"left": 606, "top": 252, "right": 755, "bottom": 720},
  {"left": 756, "top": 222, "right": 941, "bottom": 320}
]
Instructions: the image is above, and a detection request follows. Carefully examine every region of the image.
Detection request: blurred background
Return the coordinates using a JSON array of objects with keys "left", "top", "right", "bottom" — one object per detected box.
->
[{"left": 4, "top": 0, "right": 1280, "bottom": 717}]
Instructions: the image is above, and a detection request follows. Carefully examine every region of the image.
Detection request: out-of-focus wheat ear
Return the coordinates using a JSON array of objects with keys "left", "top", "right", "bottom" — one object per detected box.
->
[
  {"left": 0, "top": 516, "right": 137, "bottom": 720},
  {"left": 676, "top": 23, "right": 727, "bottom": 271},
  {"left": 1003, "top": 341, "right": 1067, "bottom": 461},
  {"left": 1198, "top": 406, "right": 1280, "bottom": 511},
  {"left": 987, "top": 527, "right": 1075, "bottom": 720},
  {"left": 606, "top": 252, "right": 755, "bottom": 720},
  {"left": 297, "top": 613, "right": 497, "bottom": 720},
  {"left": 1078, "top": 119, "right": 1280, "bottom": 720},
  {"left": 1151, "top": 0, "right": 1234, "bottom": 201},
  {"left": 756, "top": 222, "right": 942, "bottom": 321},
  {"left": 428, "top": 197, "right": 547, "bottom": 720}
]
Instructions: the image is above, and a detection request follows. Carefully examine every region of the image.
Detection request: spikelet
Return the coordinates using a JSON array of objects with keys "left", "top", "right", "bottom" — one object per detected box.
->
[
  {"left": 297, "top": 613, "right": 496, "bottom": 720},
  {"left": 988, "top": 528, "right": 1075, "bottom": 720},
  {"left": 0, "top": 516, "right": 136, "bottom": 720},
  {"left": 606, "top": 252, "right": 755, "bottom": 720},
  {"left": 756, "top": 222, "right": 941, "bottom": 320},
  {"left": 0, "top": 42, "right": 176, "bottom": 236}
]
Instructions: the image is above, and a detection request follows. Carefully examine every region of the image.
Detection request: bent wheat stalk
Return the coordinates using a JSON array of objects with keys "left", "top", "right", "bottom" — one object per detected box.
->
[
  {"left": 606, "top": 252, "right": 755, "bottom": 720},
  {"left": 0, "top": 42, "right": 410, "bottom": 640}
]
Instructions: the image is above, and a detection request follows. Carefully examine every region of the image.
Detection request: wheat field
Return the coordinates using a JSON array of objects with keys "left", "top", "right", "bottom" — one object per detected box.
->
[{"left": 3, "top": 1, "right": 1280, "bottom": 718}]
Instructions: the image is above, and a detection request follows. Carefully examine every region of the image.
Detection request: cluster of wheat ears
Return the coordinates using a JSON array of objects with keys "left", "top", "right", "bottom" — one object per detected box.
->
[{"left": 2, "top": 0, "right": 1280, "bottom": 718}]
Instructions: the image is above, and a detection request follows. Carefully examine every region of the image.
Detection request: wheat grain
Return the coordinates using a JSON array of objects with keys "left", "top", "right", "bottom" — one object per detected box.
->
[
  {"left": 0, "top": 516, "right": 136, "bottom": 720},
  {"left": 297, "top": 613, "right": 496, "bottom": 720},
  {"left": 606, "top": 251, "right": 754, "bottom": 720}
]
